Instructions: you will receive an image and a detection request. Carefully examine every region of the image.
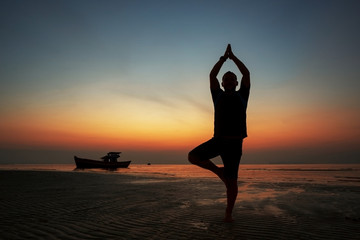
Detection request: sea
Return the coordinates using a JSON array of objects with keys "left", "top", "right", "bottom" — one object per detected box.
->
[{"left": 1, "top": 163, "right": 359, "bottom": 187}]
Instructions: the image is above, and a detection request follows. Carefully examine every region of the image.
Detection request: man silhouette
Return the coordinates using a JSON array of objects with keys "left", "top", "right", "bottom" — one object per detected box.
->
[{"left": 188, "top": 44, "right": 250, "bottom": 222}]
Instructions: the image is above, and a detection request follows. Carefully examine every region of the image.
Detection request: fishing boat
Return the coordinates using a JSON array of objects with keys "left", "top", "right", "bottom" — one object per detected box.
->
[{"left": 74, "top": 152, "right": 131, "bottom": 169}]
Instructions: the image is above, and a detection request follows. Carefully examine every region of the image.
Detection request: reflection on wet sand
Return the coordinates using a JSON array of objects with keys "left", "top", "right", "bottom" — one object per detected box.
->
[{"left": 0, "top": 164, "right": 359, "bottom": 239}]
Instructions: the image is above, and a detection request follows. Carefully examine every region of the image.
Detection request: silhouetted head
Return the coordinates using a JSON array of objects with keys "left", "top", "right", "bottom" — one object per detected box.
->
[{"left": 222, "top": 71, "right": 238, "bottom": 91}]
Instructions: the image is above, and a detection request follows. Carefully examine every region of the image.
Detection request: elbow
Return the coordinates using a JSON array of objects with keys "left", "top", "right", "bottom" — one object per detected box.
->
[{"left": 243, "top": 70, "right": 250, "bottom": 78}]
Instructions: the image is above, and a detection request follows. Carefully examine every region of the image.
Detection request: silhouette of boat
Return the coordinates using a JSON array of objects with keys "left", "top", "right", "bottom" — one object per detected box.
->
[{"left": 74, "top": 152, "right": 131, "bottom": 169}]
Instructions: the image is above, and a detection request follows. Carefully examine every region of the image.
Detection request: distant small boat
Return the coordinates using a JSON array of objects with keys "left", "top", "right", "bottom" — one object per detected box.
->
[{"left": 74, "top": 152, "right": 131, "bottom": 169}]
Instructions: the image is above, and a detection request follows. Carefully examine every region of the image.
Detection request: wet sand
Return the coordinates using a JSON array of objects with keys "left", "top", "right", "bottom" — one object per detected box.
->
[{"left": 0, "top": 169, "right": 359, "bottom": 239}]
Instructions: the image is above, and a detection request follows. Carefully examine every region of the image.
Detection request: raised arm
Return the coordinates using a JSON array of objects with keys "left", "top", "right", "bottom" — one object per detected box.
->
[
  {"left": 209, "top": 46, "right": 229, "bottom": 90},
  {"left": 228, "top": 45, "right": 250, "bottom": 88}
]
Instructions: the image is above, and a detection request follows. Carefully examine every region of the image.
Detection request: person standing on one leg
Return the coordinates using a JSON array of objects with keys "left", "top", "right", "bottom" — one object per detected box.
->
[{"left": 188, "top": 44, "right": 250, "bottom": 222}]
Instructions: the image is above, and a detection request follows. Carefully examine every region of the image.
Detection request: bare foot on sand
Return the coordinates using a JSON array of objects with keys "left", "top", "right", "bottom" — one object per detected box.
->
[{"left": 224, "top": 214, "right": 234, "bottom": 223}]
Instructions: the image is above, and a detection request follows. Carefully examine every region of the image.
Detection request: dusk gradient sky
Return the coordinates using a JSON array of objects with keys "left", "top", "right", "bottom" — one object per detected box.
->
[{"left": 1, "top": 0, "right": 360, "bottom": 164}]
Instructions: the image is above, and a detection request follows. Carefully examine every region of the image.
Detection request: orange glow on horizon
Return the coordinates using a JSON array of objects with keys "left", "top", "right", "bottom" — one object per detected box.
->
[
  {"left": 1, "top": 98, "right": 359, "bottom": 152},
  {"left": 0, "top": 117, "right": 211, "bottom": 151},
  {"left": 2, "top": 117, "right": 358, "bottom": 152}
]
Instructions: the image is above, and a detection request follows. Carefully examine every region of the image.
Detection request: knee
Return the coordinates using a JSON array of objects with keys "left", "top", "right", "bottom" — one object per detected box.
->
[{"left": 188, "top": 151, "right": 197, "bottom": 164}]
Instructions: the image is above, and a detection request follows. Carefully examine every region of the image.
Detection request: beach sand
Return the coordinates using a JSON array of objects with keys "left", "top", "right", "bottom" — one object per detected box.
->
[{"left": 0, "top": 169, "right": 359, "bottom": 240}]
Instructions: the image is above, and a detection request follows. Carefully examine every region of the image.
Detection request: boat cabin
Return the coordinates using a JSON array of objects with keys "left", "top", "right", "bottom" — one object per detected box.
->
[{"left": 101, "top": 152, "right": 121, "bottom": 163}]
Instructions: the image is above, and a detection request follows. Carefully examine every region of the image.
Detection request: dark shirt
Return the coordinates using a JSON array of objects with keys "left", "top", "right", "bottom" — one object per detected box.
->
[{"left": 211, "top": 84, "right": 250, "bottom": 138}]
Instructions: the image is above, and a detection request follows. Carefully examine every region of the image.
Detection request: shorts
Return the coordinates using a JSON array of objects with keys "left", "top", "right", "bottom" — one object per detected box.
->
[{"left": 189, "top": 137, "right": 243, "bottom": 179}]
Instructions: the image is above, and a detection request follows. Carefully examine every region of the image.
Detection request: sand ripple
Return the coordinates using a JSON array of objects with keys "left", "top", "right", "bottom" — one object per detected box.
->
[{"left": 0, "top": 170, "right": 359, "bottom": 239}]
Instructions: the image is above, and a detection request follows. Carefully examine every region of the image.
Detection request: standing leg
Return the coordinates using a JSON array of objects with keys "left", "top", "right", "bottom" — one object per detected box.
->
[
  {"left": 224, "top": 179, "right": 238, "bottom": 222},
  {"left": 221, "top": 139, "right": 242, "bottom": 222}
]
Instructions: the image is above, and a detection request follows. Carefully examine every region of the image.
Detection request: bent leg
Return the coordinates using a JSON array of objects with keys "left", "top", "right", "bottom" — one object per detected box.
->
[
  {"left": 188, "top": 138, "right": 224, "bottom": 181},
  {"left": 188, "top": 151, "right": 225, "bottom": 182}
]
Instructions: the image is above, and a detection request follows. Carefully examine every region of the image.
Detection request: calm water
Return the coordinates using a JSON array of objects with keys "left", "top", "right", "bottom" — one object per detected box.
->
[{"left": 1, "top": 163, "right": 359, "bottom": 186}]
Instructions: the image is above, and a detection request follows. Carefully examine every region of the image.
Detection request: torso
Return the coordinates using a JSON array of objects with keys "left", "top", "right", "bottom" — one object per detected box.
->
[{"left": 211, "top": 87, "right": 249, "bottom": 138}]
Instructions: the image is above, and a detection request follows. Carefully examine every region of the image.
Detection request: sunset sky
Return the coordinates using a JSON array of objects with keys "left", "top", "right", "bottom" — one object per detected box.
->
[{"left": 1, "top": 0, "right": 359, "bottom": 164}]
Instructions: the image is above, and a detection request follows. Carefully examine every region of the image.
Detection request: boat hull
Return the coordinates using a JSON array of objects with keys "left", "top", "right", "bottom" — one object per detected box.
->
[{"left": 74, "top": 156, "right": 131, "bottom": 169}]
